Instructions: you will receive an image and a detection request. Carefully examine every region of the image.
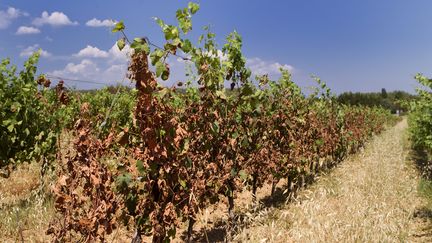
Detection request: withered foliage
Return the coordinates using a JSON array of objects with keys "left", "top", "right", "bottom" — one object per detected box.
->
[
  {"left": 37, "top": 75, "right": 51, "bottom": 88},
  {"left": 55, "top": 80, "right": 69, "bottom": 105},
  {"left": 47, "top": 105, "right": 119, "bottom": 242},
  {"left": 116, "top": 51, "right": 191, "bottom": 242},
  {"left": 47, "top": 57, "right": 394, "bottom": 243},
  {"left": 46, "top": 5, "right": 398, "bottom": 242}
]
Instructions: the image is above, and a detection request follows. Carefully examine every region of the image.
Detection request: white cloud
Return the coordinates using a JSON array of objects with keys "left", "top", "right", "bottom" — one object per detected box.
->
[
  {"left": 32, "top": 11, "right": 78, "bottom": 27},
  {"left": 0, "top": 7, "right": 26, "bottom": 29},
  {"left": 103, "top": 64, "right": 128, "bottom": 82},
  {"left": 54, "top": 59, "right": 99, "bottom": 75},
  {"left": 48, "top": 60, "right": 128, "bottom": 87},
  {"left": 16, "top": 26, "right": 41, "bottom": 35},
  {"left": 48, "top": 43, "right": 132, "bottom": 87},
  {"left": 105, "top": 64, "right": 125, "bottom": 73},
  {"left": 72, "top": 43, "right": 131, "bottom": 62},
  {"left": 247, "top": 57, "right": 294, "bottom": 76},
  {"left": 108, "top": 42, "right": 132, "bottom": 62},
  {"left": 20, "top": 44, "right": 52, "bottom": 58},
  {"left": 74, "top": 45, "right": 109, "bottom": 58},
  {"left": 86, "top": 18, "right": 116, "bottom": 27}
]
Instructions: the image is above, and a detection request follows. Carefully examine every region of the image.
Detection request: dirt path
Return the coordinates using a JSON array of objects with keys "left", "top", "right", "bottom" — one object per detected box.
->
[{"left": 236, "top": 119, "right": 432, "bottom": 242}]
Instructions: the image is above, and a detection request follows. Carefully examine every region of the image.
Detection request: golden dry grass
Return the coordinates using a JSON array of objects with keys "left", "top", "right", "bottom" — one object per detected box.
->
[
  {"left": 0, "top": 162, "right": 54, "bottom": 243},
  {"left": 0, "top": 132, "right": 70, "bottom": 243},
  {"left": 235, "top": 118, "right": 432, "bottom": 243}
]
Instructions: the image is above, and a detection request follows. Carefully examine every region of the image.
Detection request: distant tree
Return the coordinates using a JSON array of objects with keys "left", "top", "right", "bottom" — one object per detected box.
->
[
  {"left": 337, "top": 90, "right": 416, "bottom": 113},
  {"left": 381, "top": 88, "right": 388, "bottom": 98}
]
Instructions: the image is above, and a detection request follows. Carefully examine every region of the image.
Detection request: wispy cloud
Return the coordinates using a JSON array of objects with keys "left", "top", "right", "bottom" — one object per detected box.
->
[
  {"left": 48, "top": 43, "right": 132, "bottom": 87},
  {"left": 49, "top": 59, "right": 128, "bottom": 86},
  {"left": 20, "top": 44, "right": 52, "bottom": 58},
  {"left": 85, "top": 18, "right": 116, "bottom": 27},
  {"left": 33, "top": 11, "right": 78, "bottom": 27},
  {"left": 0, "top": 7, "right": 27, "bottom": 29},
  {"left": 108, "top": 42, "right": 131, "bottom": 62},
  {"left": 53, "top": 59, "right": 99, "bottom": 75},
  {"left": 73, "top": 43, "right": 131, "bottom": 61},
  {"left": 74, "top": 45, "right": 109, "bottom": 58},
  {"left": 247, "top": 57, "right": 294, "bottom": 76},
  {"left": 16, "top": 26, "right": 41, "bottom": 35}
]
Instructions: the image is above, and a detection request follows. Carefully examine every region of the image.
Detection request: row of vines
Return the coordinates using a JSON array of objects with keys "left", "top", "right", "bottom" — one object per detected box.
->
[
  {"left": 1, "top": 2, "right": 400, "bottom": 243},
  {"left": 0, "top": 57, "right": 134, "bottom": 172},
  {"left": 408, "top": 74, "right": 432, "bottom": 176}
]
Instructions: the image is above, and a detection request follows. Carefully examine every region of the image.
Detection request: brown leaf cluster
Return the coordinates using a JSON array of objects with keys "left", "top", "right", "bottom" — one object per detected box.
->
[
  {"left": 48, "top": 50, "right": 392, "bottom": 243},
  {"left": 47, "top": 109, "right": 119, "bottom": 242}
]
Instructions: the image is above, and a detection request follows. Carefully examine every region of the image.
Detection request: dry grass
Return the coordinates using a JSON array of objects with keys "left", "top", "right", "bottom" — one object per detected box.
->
[
  {"left": 0, "top": 162, "right": 54, "bottom": 243},
  {"left": 0, "top": 162, "right": 41, "bottom": 206},
  {"left": 0, "top": 131, "right": 70, "bottom": 243},
  {"left": 235, "top": 119, "right": 432, "bottom": 243}
]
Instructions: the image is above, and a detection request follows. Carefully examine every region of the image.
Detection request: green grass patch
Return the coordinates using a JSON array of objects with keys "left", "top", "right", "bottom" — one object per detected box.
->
[{"left": 418, "top": 178, "right": 432, "bottom": 205}]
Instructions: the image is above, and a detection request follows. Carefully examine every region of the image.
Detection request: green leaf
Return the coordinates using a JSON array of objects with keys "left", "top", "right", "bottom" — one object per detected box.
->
[
  {"left": 131, "top": 41, "right": 140, "bottom": 49},
  {"left": 164, "top": 25, "right": 180, "bottom": 40},
  {"left": 112, "top": 21, "right": 125, "bottom": 33},
  {"left": 241, "top": 83, "right": 254, "bottom": 96},
  {"left": 117, "top": 38, "right": 126, "bottom": 51},
  {"left": 150, "top": 49, "right": 165, "bottom": 66},
  {"left": 149, "top": 162, "right": 158, "bottom": 176},
  {"left": 179, "top": 178, "right": 187, "bottom": 188},
  {"left": 186, "top": 157, "right": 192, "bottom": 168},
  {"left": 172, "top": 38, "right": 182, "bottom": 47},
  {"left": 216, "top": 90, "right": 227, "bottom": 100},
  {"left": 239, "top": 170, "right": 248, "bottom": 180},
  {"left": 7, "top": 124, "right": 14, "bottom": 132},
  {"left": 212, "top": 121, "right": 220, "bottom": 133},
  {"left": 2, "top": 119, "right": 12, "bottom": 126},
  {"left": 154, "top": 17, "right": 166, "bottom": 29},
  {"left": 230, "top": 168, "right": 237, "bottom": 177},
  {"left": 241, "top": 137, "right": 249, "bottom": 147},
  {"left": 155, "top": 61, "right": 166, "bottom": 77},
  {"left": 181, "top": 39, "right": 192, "bottom": 53},
  {"left": 161, "top": 70, "right": 170, "bottom": 81},
  {"left": 136, "top": 160, "right": 145, "bottom": 175},
  {"left": 116, "top": 173, "right": 132, "bottom": 188},
  {"left": 179, "top": 18, "right": 192, "bottom": 33},
  {"left": 157, "top": 88, "right": 169, "bottom": 98},
  {"left": 176, "top": 9, "right": 193, "bottom": 33},
  {"left": 130, "top": 38, "right": 150, "bottom": 54},
  {"left": 163, "top": 25, "right": 179, "bottom": 40},
  {"left": 167, "top": 227, "right": 176, "bottom": 238},
  {"left": 188, "top": 2, "right": 200, "bottom": 14},
  {"left": 181, "top": 139, "right": 190, "bottom": 154}
]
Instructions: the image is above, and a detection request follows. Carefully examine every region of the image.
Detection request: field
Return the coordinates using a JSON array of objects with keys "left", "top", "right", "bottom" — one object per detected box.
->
[{"left": 1, "top": 2, "right": 432, "bottom": 243}]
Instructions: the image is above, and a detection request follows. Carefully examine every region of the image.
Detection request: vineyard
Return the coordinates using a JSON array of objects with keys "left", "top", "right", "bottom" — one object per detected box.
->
[
  {"left": 1, "top": 2, "right": 424, "bottom": 243},
  {"left": 408, "top": 74, "right": 432, "bottom": 176}
]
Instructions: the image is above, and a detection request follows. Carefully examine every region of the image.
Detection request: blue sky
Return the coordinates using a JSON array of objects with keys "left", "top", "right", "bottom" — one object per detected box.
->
[{"left": 1, "top": 0, "right": 431, "bottom": 93}]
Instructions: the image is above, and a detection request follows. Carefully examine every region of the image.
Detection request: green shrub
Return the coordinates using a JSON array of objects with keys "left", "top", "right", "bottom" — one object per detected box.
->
[{"left": 0, "top": 53, "right": 58, "bottom": 168}]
